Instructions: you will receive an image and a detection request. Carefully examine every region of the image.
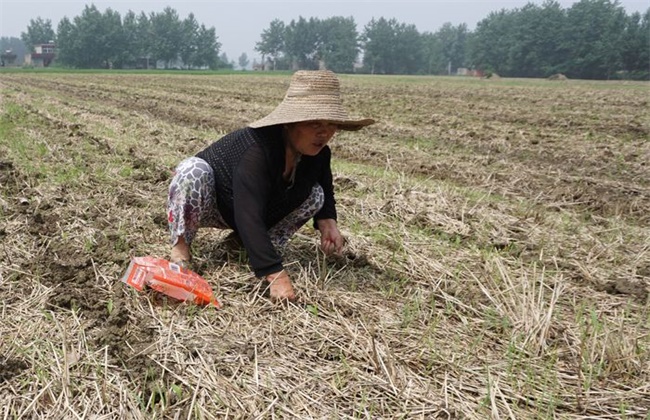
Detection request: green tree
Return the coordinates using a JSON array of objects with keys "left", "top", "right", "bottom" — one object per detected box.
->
[
  {"left": 150, "top": 7, "right": 183, "bottom": 68},
  {"left": 55, "top": 5, "right": 109, "bottom": 68},
  {"left": 216, "top": 52, "right": 234, "bottom": 69},
  {"left": 55, "top": 17, "right": 76, "bottom": 66},
  {"left": 637, "top": 9, "right": 650, "bottom": 78},
  {"left": 563, "top": 0, "right": 627, "bottom": 79},
  {"left": 121, "top": 11, "right": 153, "bottom": 68},
  {"left": 285, "top": 17, "right": 321, "bottom": 70},
  {"left": 501, "top": 2, "right": 567, "bottom": 78},
  {"left": 180, "top": 13, "right": 199, "bottom": 69},
  {"left": 468, "top": 0, "right": 637, "bottom": 79},
  {"left": 194, "top": 24, "right": 220, "bottom": 69},
  {"left": 362, "top": 18, "right": 423, "bottom": 74},
  {"left": 238, "top": 52, "right": 250, "bottom": 70},
  {"left": 135, "top": 12, "right": 154, "bottom": 68},
  {"left": 99, "top": 8, "right": 125, "bottom": 68},
  {"left": 21, "top": 17, "right": 56, "bottom": 51},
  {"left": 620, "top": 9, "right": 650, "bottom": 78},
  {"left": 121, "top": 11, "right": 140, "bottom": 67},
  {"left": 421, "top": 31, "right": 445, "bottom": 74},
  {"left": 361, "top": 17, "right": 397, "bottom": 74},
  {"left": 470, "top": 9, "right": 516, "bottom": 75},
  {"left": 52, "top": 5, "right": 219, "bottom": 69},
  {"left": 431, "top": 22, "right": 468, "bottom": 74},
  {"left": 529, "top": 0, "right": 568, "bottom": 76},
  {"left": 75, "top": 4, "right": 106, "bottom": 67},
  {"left": 255, "top": 19, "right": 286, "bottom": 70},
  {"left": 394, "top": 22, "right": 424, "bottom": 74},
  {"left": 318, "top": 16, "right": 359, "bottom": 73}
]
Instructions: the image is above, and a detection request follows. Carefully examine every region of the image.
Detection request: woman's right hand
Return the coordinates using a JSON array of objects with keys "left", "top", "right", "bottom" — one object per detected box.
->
[{"left": 265, "top": 270, "right": 296, "bottom": 302}]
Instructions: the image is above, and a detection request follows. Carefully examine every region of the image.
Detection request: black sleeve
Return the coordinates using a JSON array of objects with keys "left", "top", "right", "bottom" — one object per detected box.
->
[
  {"left": 232, "top": 145, "right": 284, "bottom": 277},
  {"left": 314, "top": 146, "right": 337, "bottom": 227}
]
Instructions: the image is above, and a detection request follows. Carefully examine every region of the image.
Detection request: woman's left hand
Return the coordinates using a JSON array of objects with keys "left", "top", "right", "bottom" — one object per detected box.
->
[{"left": 317, "top": 219, "right": 345, "bottom": 256}]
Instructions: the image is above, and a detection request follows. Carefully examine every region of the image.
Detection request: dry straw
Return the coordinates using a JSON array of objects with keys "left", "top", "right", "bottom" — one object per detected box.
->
[{"left": 1, "top": 72, "right": 648, "bottom": 419}]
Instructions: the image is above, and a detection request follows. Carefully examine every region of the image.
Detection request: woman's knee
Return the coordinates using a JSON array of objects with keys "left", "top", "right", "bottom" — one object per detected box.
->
[{"left": 173, "top": 157, "right": 213, "bottom": 181}]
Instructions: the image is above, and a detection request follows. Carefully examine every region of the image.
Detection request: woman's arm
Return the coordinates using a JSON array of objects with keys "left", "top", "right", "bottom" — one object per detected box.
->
[
  {"left": 313, "top": 147, "right": 344, "bottom": 255},
  {"left": 233, "top": 145, "right": 284, "bottom": 277}
]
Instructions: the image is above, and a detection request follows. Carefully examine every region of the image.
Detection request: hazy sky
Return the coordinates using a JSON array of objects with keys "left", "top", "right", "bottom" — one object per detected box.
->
[{"left": 1, "top": 0, "right": 647, "bottom": 64}]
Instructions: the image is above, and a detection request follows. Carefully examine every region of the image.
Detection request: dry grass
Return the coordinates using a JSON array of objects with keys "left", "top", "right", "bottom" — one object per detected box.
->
[{"left": 1, "top": 72, "right": 648, "bottom": 419}]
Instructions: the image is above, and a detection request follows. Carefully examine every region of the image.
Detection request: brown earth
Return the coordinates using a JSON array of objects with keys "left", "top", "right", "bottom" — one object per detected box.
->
[{"left": 1, "top": 73, "right": 648, "bottom": 418}]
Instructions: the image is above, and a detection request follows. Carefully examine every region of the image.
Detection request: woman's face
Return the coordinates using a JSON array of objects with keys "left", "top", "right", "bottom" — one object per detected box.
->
[{"left": 285, "top": 120, "right": 338, "bottom": 156}]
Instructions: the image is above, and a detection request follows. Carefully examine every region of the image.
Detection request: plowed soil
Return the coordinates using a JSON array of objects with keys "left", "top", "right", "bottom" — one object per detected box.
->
[{"left": 1, "top": 72, "right": 648, "bottom": 418}]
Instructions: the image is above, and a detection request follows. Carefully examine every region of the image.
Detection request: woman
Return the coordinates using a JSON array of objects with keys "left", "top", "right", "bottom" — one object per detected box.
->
[{"left": 167, "top": 70, "right": 374, "bottom": 301}]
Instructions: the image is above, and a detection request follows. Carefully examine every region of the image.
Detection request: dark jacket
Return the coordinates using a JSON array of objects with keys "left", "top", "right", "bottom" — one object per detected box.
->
[{"left": 196, "top": 126, "right": 336, "bottom": 277}]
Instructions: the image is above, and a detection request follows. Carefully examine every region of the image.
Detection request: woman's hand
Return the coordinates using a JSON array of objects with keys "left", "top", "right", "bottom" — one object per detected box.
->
[
  {"left": 317, "top": 218, "right": 344, "bottom": 256},
  {"left": 265, "top": 270, "right": 296, "bottom": 302}
]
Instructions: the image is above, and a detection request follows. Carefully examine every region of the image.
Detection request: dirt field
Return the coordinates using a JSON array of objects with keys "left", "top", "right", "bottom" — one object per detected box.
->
[{"left": 1, "top": 71, "right": 648, "bottom": 418}]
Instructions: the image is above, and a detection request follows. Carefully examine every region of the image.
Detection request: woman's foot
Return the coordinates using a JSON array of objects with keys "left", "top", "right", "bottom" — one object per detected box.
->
[
  {"left": 171, "top": 237, "right": 191, "bottom": 266},
  {"left": 266, "top": 271, "right": 296, "bottom": 302}
]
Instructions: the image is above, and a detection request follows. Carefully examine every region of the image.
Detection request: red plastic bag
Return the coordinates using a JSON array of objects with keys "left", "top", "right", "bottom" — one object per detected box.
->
[{"left": 121, "top": 256, "right": 221, "bottom": 308}]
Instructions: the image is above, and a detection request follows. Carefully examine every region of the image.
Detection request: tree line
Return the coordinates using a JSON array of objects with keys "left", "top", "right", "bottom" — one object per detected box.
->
[
  {"left": 16, "top": 5, "right": 231, "bottom": 69},
  {"left": 5, "top": 0, "right": 649, "bottom": 79},
  {"left": 470, "top": 0, "right": 648, "bottom": 79},
  {"left": 257, "top": 0, "right": 649, "bottom": 80}
]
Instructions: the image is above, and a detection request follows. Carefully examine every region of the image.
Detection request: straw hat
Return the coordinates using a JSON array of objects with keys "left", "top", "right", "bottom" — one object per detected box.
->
[{"left": 249, "top": 70, "right": 375, "bottom": 131}]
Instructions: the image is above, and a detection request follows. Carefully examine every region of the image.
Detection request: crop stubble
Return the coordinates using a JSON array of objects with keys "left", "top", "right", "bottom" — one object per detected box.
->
[{"left": 0, "top": 73, "right": 648, "bottom": 418}]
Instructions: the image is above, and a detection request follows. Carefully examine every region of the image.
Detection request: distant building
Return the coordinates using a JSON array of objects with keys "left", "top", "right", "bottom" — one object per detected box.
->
[
  {"left": 25, "top": 43, "right": 56, "bottom": 67},
  {"left": 457, "top": 67, "right": 484, "bottom": 78},
  {"left": 1, "top": 49, "right": 18, "bottom": 67}
]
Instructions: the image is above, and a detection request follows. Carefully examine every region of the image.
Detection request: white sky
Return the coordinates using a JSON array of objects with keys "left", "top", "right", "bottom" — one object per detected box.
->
[{"left": 1, "top": 0, "right": 647, "bottom": 64}]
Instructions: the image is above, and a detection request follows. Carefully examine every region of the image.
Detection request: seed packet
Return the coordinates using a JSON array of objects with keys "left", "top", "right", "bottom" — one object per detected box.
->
[{"left": 121, "top": 256, "right": 221, "bottom": 308}]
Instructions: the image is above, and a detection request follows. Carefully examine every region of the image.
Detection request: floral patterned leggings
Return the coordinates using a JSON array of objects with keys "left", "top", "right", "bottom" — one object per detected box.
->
[{"left": 167, "top": 157, "right": 324, "bottom": 250}]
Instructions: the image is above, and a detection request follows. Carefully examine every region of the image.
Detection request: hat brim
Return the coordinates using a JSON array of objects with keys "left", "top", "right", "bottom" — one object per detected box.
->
[
  {"left": 248, "top": 98, "right": 375, "bottom": 131},
  {"left": 249, "top": 115, "right": 375, "bottom": 131}
]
